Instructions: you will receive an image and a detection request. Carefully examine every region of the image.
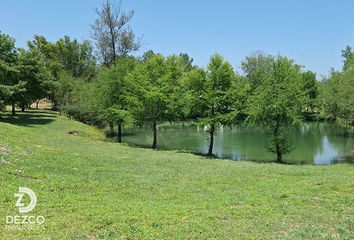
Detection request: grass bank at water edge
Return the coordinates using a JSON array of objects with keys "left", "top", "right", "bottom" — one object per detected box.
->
[{"left": 0, "top": 110, "right": 354, "bottom": 239}]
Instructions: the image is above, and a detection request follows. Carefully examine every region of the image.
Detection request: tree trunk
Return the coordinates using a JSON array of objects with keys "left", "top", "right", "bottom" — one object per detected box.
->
[
  {"left": 274, "top": 123, "right": 282, "bottom": 163},
  {"left": 276, "top": 143, "right": 282, "bottom": 163},
  {"left": 21, "top": 105, "right": 25, "bottom": 112},
  {"left": 208, "top": 124, "right": 215, "bottom": 156},
  {"left": 11, "top": 103, "right": 15, "bottom": 115},
  {"left": 152, "top": 121, "right": 157, "bottom": 149},
  {"left": 117, "top": 119, "right": 122, "bottom": 143},
  {"left": 276, "top": 153, "right": 282, "bottom": 163},
  {"left": 36, "top": 100, "right": 39, "bottom": 110},
  {"left": 109, "top": 122, "right": 114, "bottom": 137}
]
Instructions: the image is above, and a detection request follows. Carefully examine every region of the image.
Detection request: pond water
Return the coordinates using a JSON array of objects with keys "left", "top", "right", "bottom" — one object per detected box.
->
[{"left": 121, "top": 122, "right": 354, "bottom": 164}]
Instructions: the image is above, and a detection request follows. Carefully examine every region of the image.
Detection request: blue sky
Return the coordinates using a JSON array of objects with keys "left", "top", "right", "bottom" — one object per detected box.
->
[{"left": 1, "top": 0, "right": 354, "bottom": 78}]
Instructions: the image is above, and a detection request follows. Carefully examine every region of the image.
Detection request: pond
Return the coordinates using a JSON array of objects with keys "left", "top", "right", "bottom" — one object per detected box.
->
[{"left": 121, "top": 122, "right": 354, "bottom": 164}]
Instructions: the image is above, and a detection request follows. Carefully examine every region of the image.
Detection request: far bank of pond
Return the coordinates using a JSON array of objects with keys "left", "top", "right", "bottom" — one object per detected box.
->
[{"left": 119, "top": 122, "right": 354, "bottom": 165}]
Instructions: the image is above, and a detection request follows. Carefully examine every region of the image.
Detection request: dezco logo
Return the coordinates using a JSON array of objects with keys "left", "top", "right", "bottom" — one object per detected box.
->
[
  {"left": 15, "top": 187, "right": 37, "bottom": 213},
  {"left": 5, "top": 187, "right": 45, "bottom": 230}
]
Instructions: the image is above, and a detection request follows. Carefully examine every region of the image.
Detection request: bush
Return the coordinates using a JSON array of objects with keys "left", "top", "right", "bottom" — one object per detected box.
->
[{"left": 62, "top": 104, "right": 101, "bottom": 125}]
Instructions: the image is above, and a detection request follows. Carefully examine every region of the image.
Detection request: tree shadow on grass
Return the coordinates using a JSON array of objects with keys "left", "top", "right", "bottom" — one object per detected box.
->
[{"left": 0, "top": 110, "right": 57, "bottom": 127}]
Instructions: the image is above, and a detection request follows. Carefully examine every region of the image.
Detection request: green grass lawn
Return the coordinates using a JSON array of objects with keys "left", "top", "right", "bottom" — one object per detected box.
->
[{"left": 0, "top": 110, "right": 354, "bottom": 239}]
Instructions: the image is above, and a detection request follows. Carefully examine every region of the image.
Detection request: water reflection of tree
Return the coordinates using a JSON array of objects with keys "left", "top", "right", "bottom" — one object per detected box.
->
[
  {"left": 284, "top": 122, "right": 327, "bottom": 164},
  {"left": 121, "top": 121, "right": 354, "bottom": 164},
  {"left": 236, "top": 124, "right": 273, "bottom": 161},
  {"left": 330, "top": 156, "right": 354, "bottom": 164},
  {"left": 155, "top": 122, "right": 205, "bottom": 151},
  {"left": 324, "top": 124, "right": 354, "bottom": 161}
]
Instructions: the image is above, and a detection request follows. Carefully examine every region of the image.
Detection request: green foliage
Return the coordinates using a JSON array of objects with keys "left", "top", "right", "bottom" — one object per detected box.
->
[
  {"left": 322, "top": 69, "right": 354, "bottom": 125},
  {"left": 140, "top": 50, "right": 155, "bottom": 63},
  {"left": 128, "top": 54, "right": 184, "bottom": 148},
  {"left": 320, "top": 45, "right": 354, "bottom": 126},
  {"left": 241, "top": 50, "right": 273, "bottom": 89},
  {"left": 27, "top": 35, "right": 63, "bottom": 79},
  {"left": 54, "top": 70, "right": 75, "bottom": 112},
  {"left": 66, "top": 79, "right": 100, "bottom": 125},
  {"left": 301, "top": 70, "right": 318, "bottom": 114},
  {"left": 95, "top": 56, "right": 139, "bottom": 141},
  {"left": 341, "top": 45, "right": 354, "bottom": 72},
  {"left": 247, "top": 55, "right": 304, "bottom": 162},
  {"left": 186, "top": 53, "right": 249, "bottom": 155},
  {"left": 27, "top": 35, "right": 97, "bottom": 108},
  {"left": 179, "top": 53, "right": 196, "bottom": 72},
  {"left": 16, "top": 48, "right": 54, "bottom": 110},
  {"left": 0, "top": 31, "right": 26, "bottom": 115},
  {"left": 55, "top": 36, "right": 97, "bottom": 80}
]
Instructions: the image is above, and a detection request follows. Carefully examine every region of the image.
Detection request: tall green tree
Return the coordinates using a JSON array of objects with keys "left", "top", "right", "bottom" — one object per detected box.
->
[
  {"left": 90, "top": 0, "right": 142, "bottom": 134},
  {"left": 247, "top": 55, "right": 305, "bottom": 163},
  {"left": 16, "top": 48, "right": 53, "bottom": 111},
  {"left": 96, "top": 56, "right": 138, "bottom": 142},
  {"left": 0, "top": 32, "right": 17, "bottom": 116},
  {"left": 129, "top": 54, "right": 184, "bottom": 149},
  {"left": 0, "top": 31, "right": 27, "bottom": 116},
  {"left": 187, "top": 53, "right": 248, "bottom": 156}
]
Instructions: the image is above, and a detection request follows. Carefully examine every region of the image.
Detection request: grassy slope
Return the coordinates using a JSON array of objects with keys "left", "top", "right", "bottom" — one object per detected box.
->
[{"left": 0, "top": 111, "right": 354, "bottom": 240}]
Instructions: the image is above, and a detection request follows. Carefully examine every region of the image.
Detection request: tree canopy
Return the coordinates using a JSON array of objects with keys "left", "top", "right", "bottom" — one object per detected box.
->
[
  {"left": 187, "top": 53, "right": 249, "bottom": 156},
  {"left": 247, "top": 55, "right": 305, "bottom": 162}
]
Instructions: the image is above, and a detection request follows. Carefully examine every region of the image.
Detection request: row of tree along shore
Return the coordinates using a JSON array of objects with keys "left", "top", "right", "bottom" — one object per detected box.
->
[{"left": 1, "top": 1, "right": 354, "bottom": 162}]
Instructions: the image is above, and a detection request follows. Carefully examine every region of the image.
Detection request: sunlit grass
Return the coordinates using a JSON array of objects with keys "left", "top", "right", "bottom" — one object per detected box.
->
[{"left": 0, "top": 110, "right": 354, "bottom": 239}]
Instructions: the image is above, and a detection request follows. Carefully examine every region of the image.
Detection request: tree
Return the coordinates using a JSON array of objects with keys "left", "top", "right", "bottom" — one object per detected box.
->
[
  {"left": 0, "top": 31, "right": 27, "bottom": 116},
  {"left": 95, "top": 56, "right": 138, "bottom": 142},
  {"left": 186, "top": 53, "right": 249, "bottom": 156},
  {"left": 321, "top": 45, "right": 354, "bottom": 126},
  {"left": 341, "top": 45, "right": 354, "bottom": 72},
  {"left": 322, "top": 70, "right": 354, "bottom": 127},
  {"left": 90, "top": 0, "right": 142, "bottom": 135},
  {"left": 241, "top": 50, "right": 273, "bottom": 90},
  {"left": 54, "top": 70, "right": 76, "bottom": 115},
  {"left": 0, "top": 32, "right": 17, "bottom": 116},
  {"left": 179, "top": 53, "right": 196, "bottom": 72},
  {"left": 140, "top": 50, "right": 155, "bottom": 63},
  {"left": 62, "top": 78, "right": 101, "bottom": 125},
  {"left": 301, "top": 70, "right": 318, "bottom": 115},
  {"left": 16, "top": 48, "right": 53, "bottom": 111},
  {"left": 90, "top": 0, "right": 142, "bottom": 67},
  {"left": 129, "top": 54, "right": 184, "bottom": 149},
  {"left": 27, "top": 35, "right": 62, "bottom": 79},
  {"left": 27, "top": 35, "right": 98, "bottom": 110},
  {"left": 55, "top": 36, "right": 97, "bottom": 81},
  {"left": 247, "top": 55, "right": 305, "bottom": 163}
]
